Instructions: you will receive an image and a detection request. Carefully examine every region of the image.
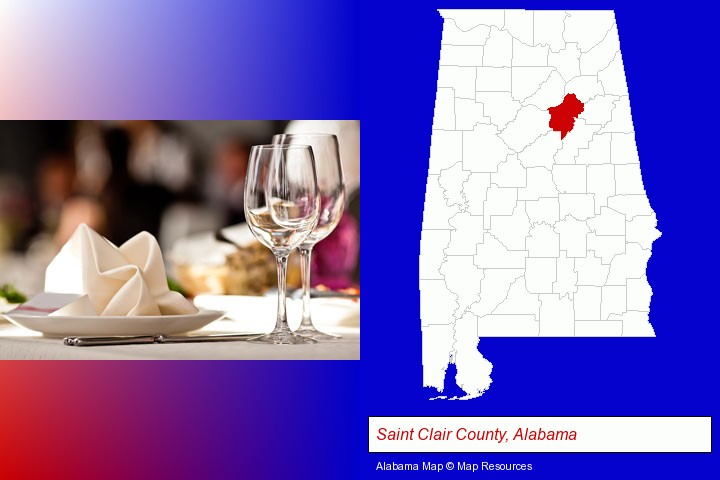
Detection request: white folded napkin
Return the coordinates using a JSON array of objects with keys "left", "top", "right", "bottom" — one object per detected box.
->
[{"left": 44, "top": 224, "right": 198, "bottom": 316}]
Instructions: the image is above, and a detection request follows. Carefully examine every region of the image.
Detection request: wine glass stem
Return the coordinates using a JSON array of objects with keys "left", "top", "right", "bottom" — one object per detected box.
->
[
  {"left": 299, "top": 246, "right": 314, "bottom": 329},
  {"left": 274, "top": 254, "right": 291, "bottom": 333}
]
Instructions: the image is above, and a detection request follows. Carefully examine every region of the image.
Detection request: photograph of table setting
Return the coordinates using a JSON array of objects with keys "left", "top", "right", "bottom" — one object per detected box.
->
[{"left": 0, "top": 120, "right": 360, "bottom": 360}]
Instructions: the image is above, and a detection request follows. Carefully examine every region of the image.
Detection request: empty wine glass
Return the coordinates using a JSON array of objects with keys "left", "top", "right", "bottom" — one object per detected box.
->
[
  {"left": 244, "top": 144, "right": 320, "bottom": 344},
  {"left": 273, "top": 134, "right": 345, "bottom": 340}
]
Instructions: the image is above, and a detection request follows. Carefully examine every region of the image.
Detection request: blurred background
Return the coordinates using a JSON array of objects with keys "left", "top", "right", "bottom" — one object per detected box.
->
[{"left": 0, "top": 120, "right": 360, "bottom": 297}]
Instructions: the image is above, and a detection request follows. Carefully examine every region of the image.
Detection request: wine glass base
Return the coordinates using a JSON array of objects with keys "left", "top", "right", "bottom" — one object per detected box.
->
[
  {"left": 248, "top": 330, "right": 318, "bottom": 345},
  {"left": 294, "top": 326, "right": 341, "bottom": 340}
]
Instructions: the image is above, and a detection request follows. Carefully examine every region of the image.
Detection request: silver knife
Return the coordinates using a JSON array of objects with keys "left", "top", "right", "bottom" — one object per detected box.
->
[
  {"left": 63, "top": 333, "right": 261, "bottom": 347},
  {"left": 296, "top": 289, "right": 360, "bottom": 300},
  {"left": 264, "top": 288, "right": 359, "bottom": 300}
]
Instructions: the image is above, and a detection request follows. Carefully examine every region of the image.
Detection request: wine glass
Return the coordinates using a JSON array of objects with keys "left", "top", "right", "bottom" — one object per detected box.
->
[
  {"left": 273, "top": 133, "right": 345, "bottom": 340},
  {"left": 244, "top": 144, "right": 320, "bottom": 344}
]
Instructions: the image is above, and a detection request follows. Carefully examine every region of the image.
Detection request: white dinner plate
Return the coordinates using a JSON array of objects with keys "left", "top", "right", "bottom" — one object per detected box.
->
[
  {"left": 1, "top": 309, "right": 225, "bottom": 337},
  {"left": 193, "top": 295, "right": 360, "bottom": 332},
  {"left": 0, "top": 303, "right": 20, "bottom": 316}
]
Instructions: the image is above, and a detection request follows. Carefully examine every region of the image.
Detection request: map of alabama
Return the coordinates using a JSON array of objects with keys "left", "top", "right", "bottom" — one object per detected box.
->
[{"left": 420, "top": 10, "right": 661, "bottom": 399}]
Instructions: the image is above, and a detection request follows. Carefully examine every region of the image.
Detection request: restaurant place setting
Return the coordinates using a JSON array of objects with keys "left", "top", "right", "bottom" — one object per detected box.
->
[{"left": 0, "top": 126, "right": 359, "bottom": 360}]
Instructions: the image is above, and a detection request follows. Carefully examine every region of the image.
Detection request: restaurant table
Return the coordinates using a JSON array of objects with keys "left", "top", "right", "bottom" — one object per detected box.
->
[{"left": 0, "top": 320, "right": 359, "bottom": 360}]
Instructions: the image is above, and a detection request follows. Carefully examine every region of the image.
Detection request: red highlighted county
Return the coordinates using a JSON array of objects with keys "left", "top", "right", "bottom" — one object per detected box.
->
[{"left": 548, "top": 93, "right": 584, "bottom": 139}]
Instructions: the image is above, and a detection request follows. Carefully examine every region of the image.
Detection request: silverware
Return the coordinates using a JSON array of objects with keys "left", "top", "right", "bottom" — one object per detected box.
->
[
  {"left": 265, "top": 288, "right": 359, "bottom": 300},
  {"left": 63, "top": 333, "right": 261, "bottom": 347},
  {"left": 293, "top": 289, "right": 359, "bottom": 300}
]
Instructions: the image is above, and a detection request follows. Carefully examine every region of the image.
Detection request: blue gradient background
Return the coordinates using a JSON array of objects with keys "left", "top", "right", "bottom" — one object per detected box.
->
[{"left": 0, "top": 0, "right": 718, "bottom": 479}]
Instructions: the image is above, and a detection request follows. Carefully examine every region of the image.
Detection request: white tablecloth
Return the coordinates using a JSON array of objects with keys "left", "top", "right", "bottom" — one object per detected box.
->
[{"left": 0, "top": 320, "right": 359, "bottom": 360}]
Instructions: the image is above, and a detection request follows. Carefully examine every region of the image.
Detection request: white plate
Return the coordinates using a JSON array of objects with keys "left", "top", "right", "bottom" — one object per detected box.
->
[
  {"left": 0, "top": 303, "right": 20, "bottom": 316},
  {"left": 193, "top": 295, "right": 360, "bottom": 332},
  {"left": 1, "top": 309, "right": 225, "bottom": 337}
]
